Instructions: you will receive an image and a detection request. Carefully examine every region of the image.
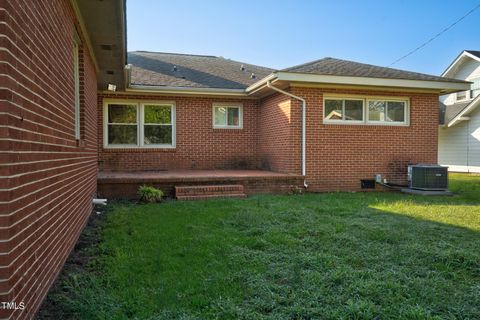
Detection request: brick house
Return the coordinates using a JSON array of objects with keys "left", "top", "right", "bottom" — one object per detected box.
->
[
  {"left": 0, "top": 1, "right": 126, "bottom": 319},
  {"left": 97, "top": 51, "right": 468, "bottom": 197},
  {"left": 0, "top": 0, "right": 470, "bottom": 319}
]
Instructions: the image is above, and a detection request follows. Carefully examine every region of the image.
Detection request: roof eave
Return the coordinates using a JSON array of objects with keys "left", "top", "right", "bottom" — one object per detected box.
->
[
  {"left": 74, "top": 0, "right": 127, "bottom": 91},
  {"left": 274, "top": 71, "right": 470, "bottom": 94},
  {"left": 126, "top": 85, "right": 249, "bottom": 97},
  {"left": 447, "top": 95, "right": 480, "bottom": 127}
]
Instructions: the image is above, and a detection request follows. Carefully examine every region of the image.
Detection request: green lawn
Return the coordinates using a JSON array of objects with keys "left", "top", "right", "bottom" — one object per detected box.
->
[{"left": 39, "top": 173, "right": 480, "bottom": 319}]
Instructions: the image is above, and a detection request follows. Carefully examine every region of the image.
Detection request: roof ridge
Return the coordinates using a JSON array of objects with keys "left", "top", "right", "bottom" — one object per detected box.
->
[
  {"left": 283, "top": 56, "right": 465, "bottom": 83},
  {"left": 131, "top": 50, "right": 218, "bottom": 58},
  {"left": 282, "top": 57, "right": 332, "bottom": 71}
]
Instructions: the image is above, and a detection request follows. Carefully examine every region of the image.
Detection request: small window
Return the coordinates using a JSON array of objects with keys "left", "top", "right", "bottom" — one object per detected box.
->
[
  {"left": 456, "top": 91, "right": 467, "bottom": 101},
  {"left": 73, "top": 32, "right": 81, "bottom": 140},
  {"left": 324, "top": 98, "right": 363, "bottom": 122},
  {"left": 367, "top": 100, "right": 407, "bottom": 124},
  {"left": 471, "top": 78, "right": 480, "bottom": 99},
  {"left": 107, "top": 104, "right": 138, "bottom": 145},
  {"left": 213, "top": 105, "right": 242, "bottom": 128}
]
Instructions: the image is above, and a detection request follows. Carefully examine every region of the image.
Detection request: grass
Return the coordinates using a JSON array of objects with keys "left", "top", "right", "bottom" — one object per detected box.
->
[{"left": 38, "top": 173, "right": 480, "bottom": 319}]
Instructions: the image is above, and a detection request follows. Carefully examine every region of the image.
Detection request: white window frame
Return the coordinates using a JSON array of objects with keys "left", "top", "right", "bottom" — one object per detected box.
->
[
  {"left": 366, "top": 98, "right": 409, "bottom": 126},
  {"left": 323, "top": 95, "right": 409, "bottom": 126},
  {"left": 323, "top": 97, "right": 364, "bottom": 124},
  {"left": 456, "top": 90, "right": 467, "bottom": 101},
  {"left": 470, "top": 78, "right": 480, "bottom": 99},
  {"left": 212, "top": 103, "right": 243, "bottom": 129},
  {"left": 73, "top": 32, "right": 81, "bottom": 140},
  {"left": 103, "top": 100, "right": 176, "bottom": 149}
]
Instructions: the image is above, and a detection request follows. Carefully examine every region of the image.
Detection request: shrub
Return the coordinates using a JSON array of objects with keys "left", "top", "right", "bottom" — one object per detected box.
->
[{"left": 138, "top": 185, "right": 164, "bottom": 203}]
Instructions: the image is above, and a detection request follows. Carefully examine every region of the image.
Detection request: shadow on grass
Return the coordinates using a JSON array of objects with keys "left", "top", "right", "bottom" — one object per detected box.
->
[{"left": 36, "top": 185, "right": 480, "bottom": 319}]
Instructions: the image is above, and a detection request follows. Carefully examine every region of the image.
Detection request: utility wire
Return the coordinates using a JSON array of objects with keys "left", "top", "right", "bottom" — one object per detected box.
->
[{"left": 388, "top": 2, "right": 480, "bottom": 67}]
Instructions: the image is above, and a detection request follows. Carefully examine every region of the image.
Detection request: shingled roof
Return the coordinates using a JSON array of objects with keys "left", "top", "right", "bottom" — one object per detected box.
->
[
  {"left": 465, "top": 50, "right": 480, "bottom": 59},
  {"left": 128, "top": 51, "right": 467, "bottom": 90},
  {"left": 439, "top": 101, "right": 471, "bottom": 125},
  {"left": 283, "top": 57, "right": 465, "bottom": 83},
  {"left": 128, "top": 51, "right": 273, "bottom": 89}
]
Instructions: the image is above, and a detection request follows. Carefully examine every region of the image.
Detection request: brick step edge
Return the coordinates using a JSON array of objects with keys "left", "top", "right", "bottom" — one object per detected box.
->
[
  {"left": 176, "top": 193, "right": 247, "bottom": 201},
  {"left": 175, "top": 184, "right": 244, "bottom": 196}
]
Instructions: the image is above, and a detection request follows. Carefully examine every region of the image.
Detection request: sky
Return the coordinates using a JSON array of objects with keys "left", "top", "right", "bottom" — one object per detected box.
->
[{"left": 126, "top": 0, "right": 480, "bottom": 76}]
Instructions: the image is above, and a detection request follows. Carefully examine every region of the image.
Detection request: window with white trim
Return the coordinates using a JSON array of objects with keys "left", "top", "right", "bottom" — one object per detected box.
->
[
  {"left": 105, "top": 102, "right": 175, "bottom": 147},
  {"left": 367, "top": 100, "right": 407, "bottom": 124},
  {"left": 324, "top": 98, "right": 363, "bottom": 122},
  {"left": 456, "top": 91, "right": 467, "bottom": 101},
  {"left": 213, "top": 104, "right": 242, "bottom": 128},
  {"left": 323, "top": 96, "right": 409, "bottom": 125},
  {"left": 73, "top": 32, "right": 81, "bottom": 140},
  {"left": 471, "top": 78, "right": 480, "bottom": 99}
]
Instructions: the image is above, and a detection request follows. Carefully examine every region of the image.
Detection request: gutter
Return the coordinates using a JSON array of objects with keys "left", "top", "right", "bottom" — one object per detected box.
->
[
  {"left": 266, "top": 81, "right": 308, "bottom": 188},
  {"left": 126, "top": 85, "right": 249, "bottom": 97}
]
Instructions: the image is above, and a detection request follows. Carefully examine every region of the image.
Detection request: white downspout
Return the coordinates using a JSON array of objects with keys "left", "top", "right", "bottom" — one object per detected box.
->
[{"left": 266, "top": 81, "right": 308, "bottom": 188}]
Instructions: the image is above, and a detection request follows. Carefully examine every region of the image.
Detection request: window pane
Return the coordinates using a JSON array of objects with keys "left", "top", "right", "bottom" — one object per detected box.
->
[
  {"left": 368, "top": 101, "right": 386, "bottom": 121},
  {"left": 144, "top": 125, "right": 172, "bottom": 145},
  {"left": 214, "top": 107, "right": 227, "bottom": 125},
  {"left": 325, "top": 99, "right": 343, "bottom": 120},
  {"left": 144, "top": 105, "right": 171, "bottom": 124},
  {"left": 387, "top": 102, "right": 405, "bottom": 122},
  {"left": 344, "top": 100, "right": 363, "bottom": 121},
  {"left": 108, "top": 104, "right": 137, "bottom": 123},
  {"left": 227, "top": 107, "right": 240, "bottom": 126},
  {"left": 108, "top": 125, "right": 137, "bottom": 144},
  {"left": 457, "top": 91, "right": 467, "bottom": 100}
]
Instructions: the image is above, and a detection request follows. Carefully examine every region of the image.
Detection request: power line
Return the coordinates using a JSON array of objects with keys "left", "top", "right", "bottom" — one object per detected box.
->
[{"left": 388, "top": 2, "right": 480, "bottom": 67}]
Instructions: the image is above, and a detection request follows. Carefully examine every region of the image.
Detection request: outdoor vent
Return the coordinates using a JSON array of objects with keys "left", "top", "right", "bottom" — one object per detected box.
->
[
  {"left": 240, "top": 64, "right": 245, "bottom": 71},
  {"left": 172, "top": 65, "right": 177, "bottom": 72},
  {"left": 106, "top": 70, "right": 114, "bottom": 75},
  {"left": 100, "top": 44, "right": 112, "bottom": 50},
  {"left": 250, "top": 73, "right": 256, "bottom": 79},
  {"left": 407, "top": 164, "right": 448, "bottom": 190},
  {"left": 361, "top": 179, "right": 375, "bottom": 189}
]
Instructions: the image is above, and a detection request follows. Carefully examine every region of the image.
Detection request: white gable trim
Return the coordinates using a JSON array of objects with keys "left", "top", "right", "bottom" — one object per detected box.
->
[{"left": 442, "top": 51, "right": 480, "bottom": 77}]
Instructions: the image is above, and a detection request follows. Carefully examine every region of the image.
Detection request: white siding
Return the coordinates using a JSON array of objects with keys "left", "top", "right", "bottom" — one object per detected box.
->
[
  {"left": 441, "top": 58, "right": 480, "bottom": 105},
  {"left": 468, "top": 107, "right": 480, "bottom": 172},
  {"left": 439, "top": 107, "right": 480, "bottom": 173}
]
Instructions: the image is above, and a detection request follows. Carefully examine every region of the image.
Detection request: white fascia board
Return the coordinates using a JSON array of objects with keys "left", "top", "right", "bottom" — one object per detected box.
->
[
  {"left": 245, "top": 73, "right": 277, "bottom": 93},
  {"left": 447, "top": 95, "right": 480, "bottom": 127},
  {"left": 275, "top": 72, "right": 471, "bottom": 92},
  {"left": 126, "top": 85, "right": 248, "bottom": 97}
]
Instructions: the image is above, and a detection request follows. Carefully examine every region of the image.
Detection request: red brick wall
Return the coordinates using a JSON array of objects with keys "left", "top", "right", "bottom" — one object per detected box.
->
[
  {"left": 0, "top": 1, "right": 98, "bottom": 319},
  {"left": 99, "top": 87, "right": 439, "bottom": 193},
  {"left": 98, "top": 93, "right": 260, "bottom": 171},
  {"left": 258, "top": 92, "right": 299, "bottom": 173},
  {"left": 289, "top": 87, "right": 439, "bottom": 191}
]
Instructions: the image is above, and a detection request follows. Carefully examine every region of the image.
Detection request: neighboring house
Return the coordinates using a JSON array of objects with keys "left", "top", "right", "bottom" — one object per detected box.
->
[
  {"left": 0, "top": 1, "right": 126, "bottom": 319},
  {"left": 439, "top": 50, "right": 480, "bottom": 173},
  {"left": 98, "top": 51, "right": 467, "bottom": 197},
  {"left": 0, "top": 1, "right": 471, "bottom": 319}
]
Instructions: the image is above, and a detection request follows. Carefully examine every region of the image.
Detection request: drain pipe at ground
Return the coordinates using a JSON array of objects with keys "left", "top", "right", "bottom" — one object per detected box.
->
[{"left": 266, "top": 81, "right": 308, "bottom": 188}]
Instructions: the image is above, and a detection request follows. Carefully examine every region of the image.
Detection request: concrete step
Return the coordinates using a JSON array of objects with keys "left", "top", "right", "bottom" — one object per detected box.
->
[
  {"left": 176, "top": 193, "right": 247, "bottom": 201},
  {"left": 175, "top": 184, "right": 244, "bottom": 196}
]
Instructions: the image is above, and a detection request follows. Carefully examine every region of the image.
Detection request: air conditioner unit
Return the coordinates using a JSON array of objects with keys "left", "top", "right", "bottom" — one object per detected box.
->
[{"left": 407, "top": 164, "right": 448, "bottom": 190}]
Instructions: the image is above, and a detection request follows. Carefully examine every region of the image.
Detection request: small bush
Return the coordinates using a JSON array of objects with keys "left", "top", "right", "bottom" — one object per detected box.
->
[
  {"left": 138, "top": 185, "right": 164, "bottom": 203},
  {"left": 290, "top": 185, "right": 304, "bottom": 195}
]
